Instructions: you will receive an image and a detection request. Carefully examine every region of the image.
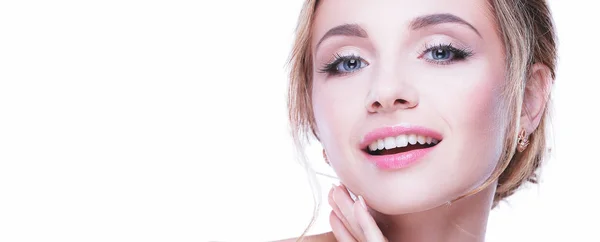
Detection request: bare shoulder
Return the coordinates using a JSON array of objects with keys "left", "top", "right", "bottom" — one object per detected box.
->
[{"left": 274, "top": 232, "right": 336, "bottom": 242}]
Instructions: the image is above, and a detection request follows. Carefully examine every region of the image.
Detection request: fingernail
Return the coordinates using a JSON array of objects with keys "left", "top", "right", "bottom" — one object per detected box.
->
[
  {"left": 358, "top": 195, "right": 367, "bottom": 210},
  {"left": 331, "top": 184, "right": 337, "bottom": 201},
  {"left": 347, "top": 188, "right": 357, "bottom": 201}
]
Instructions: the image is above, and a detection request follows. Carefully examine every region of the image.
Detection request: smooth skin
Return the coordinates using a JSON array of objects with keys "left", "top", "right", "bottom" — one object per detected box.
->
[
  {"left": 328, "top": 185, "right": 387, "bottom": 242},
  {"left": 279, "top": 0, "right": 553, "bottom": 241}
]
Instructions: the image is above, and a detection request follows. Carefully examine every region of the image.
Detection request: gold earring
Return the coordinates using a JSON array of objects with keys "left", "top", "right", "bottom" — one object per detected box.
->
[
  {"left": 323, "top": 149, "right": 329, "bottom": 165},
  {"left": 517, "top": 129, "right": 530, "bottom": 152}
]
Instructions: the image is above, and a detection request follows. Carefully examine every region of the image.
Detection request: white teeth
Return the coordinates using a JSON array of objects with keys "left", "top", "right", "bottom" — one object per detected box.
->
[
  {"left": 369, "top": 142, "right": 378, "bottom": 151},
  {"left": 408, "top": 134, "right": 417, "bottom": 145},
  {"left": 417, "top": 135, "right": 426, "bottom": 144},
  {"left": 395, "top": 135, "right": 408, "bottom": 148},
  {"left": 384, "top": 137, "right": 396, "bottom": 150},
  {"left": 367, "top": 134, "right": 440, "bottom": 151}
]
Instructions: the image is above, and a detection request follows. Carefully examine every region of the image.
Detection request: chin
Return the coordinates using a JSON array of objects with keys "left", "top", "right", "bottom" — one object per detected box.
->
[
  {"left": 341, "top": 159, "right": 493, "bottom": 215},
  {"left": 360, "top": 182, "right": 459, "bottom": 215}
]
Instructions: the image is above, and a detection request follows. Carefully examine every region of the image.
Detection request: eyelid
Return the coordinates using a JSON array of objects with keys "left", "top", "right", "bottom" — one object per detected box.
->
[
  {"left": 326, "top": 48, "right": 365, "bottom": 61},
  {"left": 417, "top": 41, "right": 475, "bottom": 67},
  {"left": 317, "top": 53, "right": 370, "bottom": 77},
  {"left": 420, "top": 42, "right": 473, "bottom": 56},
  {"left": 323, "top": 52, "right": 370, "bottom": 69}
]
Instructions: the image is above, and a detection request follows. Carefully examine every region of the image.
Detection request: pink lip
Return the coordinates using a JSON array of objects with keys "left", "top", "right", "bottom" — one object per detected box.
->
[{"left": 359, "top": 124, "right": 443, "bottom": 170}]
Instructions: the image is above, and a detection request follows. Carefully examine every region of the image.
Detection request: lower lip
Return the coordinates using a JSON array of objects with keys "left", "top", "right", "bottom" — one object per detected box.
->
[{"left": 364, "top": 146, "right": 435, "bottom": 170}]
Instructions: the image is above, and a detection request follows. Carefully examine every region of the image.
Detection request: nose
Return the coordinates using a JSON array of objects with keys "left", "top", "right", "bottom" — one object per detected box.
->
[{"left": 365, "top": 70, "right": 419, "bottom": 113}]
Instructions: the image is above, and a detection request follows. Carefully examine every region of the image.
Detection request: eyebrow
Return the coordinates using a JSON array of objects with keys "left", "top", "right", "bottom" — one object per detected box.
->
[
  {"left": 316, "top": 13, "right": 481, "bottom": 50},
  {"left": 410, "top": 13, "right": 481, "bottom": 37},
  {"left": 316, "top": 24, "right": 368, "bottom": 50}
]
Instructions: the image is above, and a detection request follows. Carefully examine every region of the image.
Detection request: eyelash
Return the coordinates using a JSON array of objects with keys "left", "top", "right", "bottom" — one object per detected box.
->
[
  {"left": 419, "top": 43, "right": 474, "bottom": 65},
  {"left": 317, "top": 53, "right": 367, "bottom": 77},
  {"left": 318, "top": 43, "right": 474, "bottom": 77}
]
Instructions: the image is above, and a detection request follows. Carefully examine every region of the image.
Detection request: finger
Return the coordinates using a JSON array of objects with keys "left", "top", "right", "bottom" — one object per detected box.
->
[
  {"left": 329, "top": 211, "right": 358, "bottom": 242},
  {"left": 338, "top": 183, "right": 359, "bottom": 202},
  {"left": 328, "top": 187, "right": 349, "bottom": 227},
  {"left": 333, "top": 185, "right": 365, "bottom": 241},
  {"left": 328, "top": 186, "right": 344, "bottom": 221},
  {"left": 329, "top": 185, "right": 359, "bottom": 239},
  {"left": 354, "top": 196, "right": 387, "bottom": 241}
]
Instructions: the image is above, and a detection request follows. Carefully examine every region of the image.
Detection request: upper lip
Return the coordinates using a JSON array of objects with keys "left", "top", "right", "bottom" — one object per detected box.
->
[{"left": 359, "top": 123, "right": 444, "bottom": 150}]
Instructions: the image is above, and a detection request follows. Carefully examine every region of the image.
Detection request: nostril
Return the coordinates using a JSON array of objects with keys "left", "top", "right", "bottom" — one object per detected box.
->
[
  {"left": 395, "top": 99, "right": 407, "bottom": 105},
  {"left": 371, "top": 102, "right": 382, "bottom": 109}
]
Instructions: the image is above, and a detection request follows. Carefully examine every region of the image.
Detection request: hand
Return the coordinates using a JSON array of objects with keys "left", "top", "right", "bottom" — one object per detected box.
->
[{"left": 328, "top": 184, "right": 388, "bottom": 242}]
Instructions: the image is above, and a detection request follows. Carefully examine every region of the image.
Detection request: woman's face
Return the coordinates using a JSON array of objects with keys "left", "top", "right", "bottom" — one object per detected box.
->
[{"left": 311, "top": 0, "right": 508, "bottom": 214}]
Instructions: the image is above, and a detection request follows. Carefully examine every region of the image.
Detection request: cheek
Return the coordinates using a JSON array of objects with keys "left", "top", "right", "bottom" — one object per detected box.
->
[
  {"left": 436, "top": 63, "right": 507, "bottom": 181},
  {"left": 311, "top": 77, "right": 366, "bottom": 161},
  {"left": 455, "top": 79, "right": 505, "bottom": 132},
  {"left": 463, "top": 70, "right": 506, "bottom": 140},
  {"left": 424, "top": 60, "right": 506, "bottom": 139}
]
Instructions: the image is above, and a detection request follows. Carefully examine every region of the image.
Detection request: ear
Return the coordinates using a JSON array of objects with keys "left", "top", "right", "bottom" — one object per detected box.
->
[{"left": 520, "top": 63, "right": 554, "bottom": 134}]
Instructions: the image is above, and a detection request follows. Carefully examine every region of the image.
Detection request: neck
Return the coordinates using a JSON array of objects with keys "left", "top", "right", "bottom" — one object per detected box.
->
[{"left": 372, "top": 182, "right": 497, "bottom": 242}]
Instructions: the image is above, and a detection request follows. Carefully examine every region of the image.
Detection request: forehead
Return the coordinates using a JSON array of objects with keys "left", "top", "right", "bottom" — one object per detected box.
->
[{"left": 311, "top": 0, "right": 496, "bottom": 47}]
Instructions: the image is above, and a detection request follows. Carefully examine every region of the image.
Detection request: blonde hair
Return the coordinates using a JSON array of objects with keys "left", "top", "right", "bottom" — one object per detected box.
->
[{"left": 287, "top": 0, "right": 557, "bottom": 238}]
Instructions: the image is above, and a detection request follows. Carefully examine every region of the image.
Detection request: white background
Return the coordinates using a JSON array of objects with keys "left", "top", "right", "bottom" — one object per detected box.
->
[{"left": 0, "top": 0, "right": 598, "bottom": 241}]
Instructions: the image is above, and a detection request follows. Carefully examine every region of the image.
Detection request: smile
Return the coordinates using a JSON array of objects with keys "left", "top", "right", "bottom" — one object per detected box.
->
[
  {"left": 360, "top": 124, "right": 443, "bottom": 170},
  {"left": 367, "top": 134, "right": 440, "bottom": 155}
]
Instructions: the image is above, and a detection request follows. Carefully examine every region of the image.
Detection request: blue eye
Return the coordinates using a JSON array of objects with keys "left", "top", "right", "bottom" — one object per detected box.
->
[
  {"left": 430, "top": 48, "right": 454, "bottom": 60},
  {"left": 422, "top": 44, "right": 473, "bottom": 64},
  {"left": 319, "top": 54, "right": 368, "bottom": 76},
  {"left": 336, "top": 58, "right": 364, "bottom": 72}
]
